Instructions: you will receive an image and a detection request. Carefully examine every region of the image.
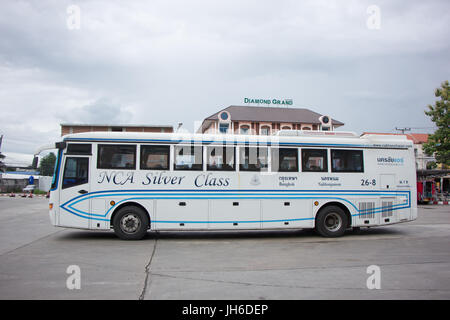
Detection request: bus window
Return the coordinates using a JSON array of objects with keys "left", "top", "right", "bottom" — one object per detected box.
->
[
  {"left": 62, "top": 157, "right": 89, "bottom": 189},
  {"left": 271, "top": 148, "right": 298, "bottom": 172},
  {"left": 67, "top": 143, "right": 92, "bottom": 155},
  {"left": 302, "top": 149, "right": 328, "bottom": 172},
  {"left": 331, "top": 150, "right": 364, "bottom": 173},
  {"left": 174, "top": 146, "right": 203, "bottom": 171},
  {"left": 207, "top": 146, "right": 235, "bottom": 171},
  {"left": 239, "top": 147, "right": 268, "bottom": 171},
  {"left": 97, "top": 144, "right": 136, "bottom": 169},
  {"left": 51, "top": 149, "right": 62, "bottom": 190},
  {"left": 140, "top": 145, "right": 169, "bottom": 170}
]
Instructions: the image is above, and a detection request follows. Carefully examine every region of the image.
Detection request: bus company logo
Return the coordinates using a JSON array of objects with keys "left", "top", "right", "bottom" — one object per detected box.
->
[
  {"left": 250, "top": 174, "right": 261, "bottom": 186},
  {"left": 376, "top": 156, "right": 404, "bottom": 166}
]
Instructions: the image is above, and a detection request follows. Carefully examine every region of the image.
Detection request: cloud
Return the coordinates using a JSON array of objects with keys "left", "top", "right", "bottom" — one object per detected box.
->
[{"left": 58, "top": 98, "right": 134, "bottom": 124}]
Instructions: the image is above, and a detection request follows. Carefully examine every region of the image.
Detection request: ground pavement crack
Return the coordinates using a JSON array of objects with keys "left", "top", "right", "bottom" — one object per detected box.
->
[
  {"left": 0, "top": 229, "right": 66, "bottom": 257},
  {"left": 139, "top": 233, "right": 158, "bottom": 300}
]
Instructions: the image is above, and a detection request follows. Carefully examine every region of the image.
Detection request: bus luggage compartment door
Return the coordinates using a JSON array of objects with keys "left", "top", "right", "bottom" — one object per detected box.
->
[
  {"left": 262, "top": 199, "right": 313, "bottom": 229},
  {"left": 209, "top": 199, "right": 261, "bottom": 229},
  {"left": 156, "top": 199, "right": 208, "bottom": 229}
]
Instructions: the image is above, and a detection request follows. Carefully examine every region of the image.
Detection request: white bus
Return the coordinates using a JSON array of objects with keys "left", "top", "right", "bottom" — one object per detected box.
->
[{"left": 41, "top": 130, "right": 417, "bottom": 240}]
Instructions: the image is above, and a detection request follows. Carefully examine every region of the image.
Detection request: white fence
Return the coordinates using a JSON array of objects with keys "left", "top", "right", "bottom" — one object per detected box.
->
[{"left": 38, "top": 176, "right": 52, "bottom": 192}]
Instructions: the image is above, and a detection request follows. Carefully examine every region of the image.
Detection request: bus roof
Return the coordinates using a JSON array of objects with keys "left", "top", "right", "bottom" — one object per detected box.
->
[{"left": 61, "top": 131, "right": 412, "bottom": 149}]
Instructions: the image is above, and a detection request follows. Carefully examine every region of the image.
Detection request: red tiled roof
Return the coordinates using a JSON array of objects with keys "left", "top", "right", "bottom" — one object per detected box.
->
[{"left": 362, "top": 132, "right": 429, "bottom": 144}]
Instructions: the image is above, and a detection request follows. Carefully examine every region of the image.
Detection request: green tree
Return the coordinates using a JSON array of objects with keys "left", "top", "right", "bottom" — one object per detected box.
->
[
  {"left": 39, "top": 152, "right": 56, "bottom": 176},
  {"left": 423, "top": 80, "right": 450, "bottom": 166}
]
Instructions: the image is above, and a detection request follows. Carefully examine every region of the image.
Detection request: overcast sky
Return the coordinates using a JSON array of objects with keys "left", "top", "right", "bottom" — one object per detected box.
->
[{"left": 0, "top": 0, "right": 449, "bottom": 165}]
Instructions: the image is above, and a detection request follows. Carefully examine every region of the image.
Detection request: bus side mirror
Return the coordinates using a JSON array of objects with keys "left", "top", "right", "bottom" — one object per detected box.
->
[
  {"left": 55, "top": 141, "right": 66, "bottom": 150},
  {"left": 32, "top": 156, "right": 38, "bottom": 169}
]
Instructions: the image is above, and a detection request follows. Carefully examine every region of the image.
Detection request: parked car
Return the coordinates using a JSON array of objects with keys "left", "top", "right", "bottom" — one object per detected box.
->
[{"left": 23, "top": 185, "right": 36, "bottom": 193}]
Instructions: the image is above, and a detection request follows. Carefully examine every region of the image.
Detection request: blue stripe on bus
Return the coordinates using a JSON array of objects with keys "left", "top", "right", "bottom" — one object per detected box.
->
[
  {"left": 62, "top": 189, "right": 410, "bottom": 206},
  {"left": 66, "top": 192, "right": 408, "bottom": 216},
  {"left": 59, "top": 189, "right": 411, "bottom": 222},
  {"left": 61, "top": 188, "right": 410, "bottom": 206}
]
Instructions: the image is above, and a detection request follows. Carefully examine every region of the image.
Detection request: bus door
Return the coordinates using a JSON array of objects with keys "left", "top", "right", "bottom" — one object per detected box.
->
[{"left": 59, "top": 155, "right": 91, "bottom": 229}]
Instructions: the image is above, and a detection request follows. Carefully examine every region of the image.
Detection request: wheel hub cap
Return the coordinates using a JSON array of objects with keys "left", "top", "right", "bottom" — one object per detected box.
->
[
  {"left": 324, "top": 213, "right": 342, "bottom": 232},
  {"left": 120, "top": 214, "right": 140, "bottom": 234}
]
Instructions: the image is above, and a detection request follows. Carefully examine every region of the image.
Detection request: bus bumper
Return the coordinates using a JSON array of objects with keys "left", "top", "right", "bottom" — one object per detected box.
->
[{"left": 411, "top": 207, "right": 418, "bottom": 221}]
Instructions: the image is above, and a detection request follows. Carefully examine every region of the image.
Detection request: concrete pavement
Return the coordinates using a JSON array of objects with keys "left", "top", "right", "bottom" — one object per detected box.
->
[{"left": 0, "top": 197, "right": 449, "bottom": 299}]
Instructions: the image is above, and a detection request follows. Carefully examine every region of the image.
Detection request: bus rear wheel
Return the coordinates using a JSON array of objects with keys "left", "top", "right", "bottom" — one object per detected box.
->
[
  {"left": 113, "top": 206, "right": 149, "bottom": 240},
  {"left": 315, "top": 205, "right": 348, "bottom": 237}
]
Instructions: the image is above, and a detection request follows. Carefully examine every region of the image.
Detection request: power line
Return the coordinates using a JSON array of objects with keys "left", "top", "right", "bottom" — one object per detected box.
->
[{"left": 395, "top": 127, "right": 411, "bottom": 134}]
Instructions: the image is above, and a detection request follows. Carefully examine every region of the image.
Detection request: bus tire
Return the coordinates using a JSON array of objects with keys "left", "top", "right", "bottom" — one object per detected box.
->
[
  {"left": 113, "top": 206, "right": 149, "bottom": 240},
  {"left": 315, "top": 205, "right": 348, "bottom": 237}
]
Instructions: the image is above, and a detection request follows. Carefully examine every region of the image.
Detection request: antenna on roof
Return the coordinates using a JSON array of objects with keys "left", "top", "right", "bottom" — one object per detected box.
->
[{"left": 395, "top": 127, "right": 411, "bottom": 134}]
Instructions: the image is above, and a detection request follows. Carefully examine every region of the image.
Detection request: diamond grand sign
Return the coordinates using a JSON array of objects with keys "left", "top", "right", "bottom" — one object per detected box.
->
[{"left": 244, "top": 98, "right": 293, "bottom": 106}]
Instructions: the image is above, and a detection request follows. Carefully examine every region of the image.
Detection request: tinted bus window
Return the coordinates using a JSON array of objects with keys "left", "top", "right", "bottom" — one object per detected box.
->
[
  {"left": 174, "top": 146, "right": 203, "bottom": 171},
  {"left": 207, "top": 146, "right": 235, "bottom": 171},
  {"left": 62, "top": 157, "right": 89, "bottom": 189},
  {"left": 239, "top": 147, "right": 268, "bottom": 171},
  {"left": 271, "top": 148, "right": 298, "bottom": 172},
  {"left": 302, "top": 149, "right": 328, "bottom": 172},
  {"left": 331, "top": 150, "right": 364, "bottom": 173},
  {"left": 141, "top": 145, "right": 169, "bottom": 170},
  {"left": 67, "top": 143, "right": 92, "bottom": 155},
  {"left": 97, "top": 144, "right": 136, "bottom": 169}
]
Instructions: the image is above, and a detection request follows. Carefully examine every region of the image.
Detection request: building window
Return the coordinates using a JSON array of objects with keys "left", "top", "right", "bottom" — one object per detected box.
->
[
  {"left": 219, "top": 123, "right": 229, "bottom": 134},
  {"left": 97, "top": 144, "right": 136, "bottom": 169},
  {"left": 140, "top": 145, "right": 170, "bottom": 170},
  {"left": 271, "top": 148, "right": 298, "bottom": 172},
  {"left": 260, "top": 126, "right": 270, "bottom": 135},
  {"left": 207, "top": 146, "right": 235, "bottom": 171},
  {"left": 302, "top": 149, "right": 328, "bottom": 172},
  {"left": 281, "top": 126, "right": 292, "bottom": 130},
  {"left": 240, "top": 125, "right": 250, "bottom": 135},
  {"left": 219, "top": 111, "right": 230, "bottom": 121},
  {"left": 239, "top": 147, "right": 268, "bottom": 171}
]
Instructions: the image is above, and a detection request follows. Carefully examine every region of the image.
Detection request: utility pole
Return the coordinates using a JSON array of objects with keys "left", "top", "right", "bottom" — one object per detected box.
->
[{"left": 395, "top": 127, "right": 411, "bottom": 134}]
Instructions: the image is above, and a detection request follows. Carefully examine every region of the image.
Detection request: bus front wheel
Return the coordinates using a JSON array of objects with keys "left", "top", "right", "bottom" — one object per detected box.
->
[
  {"left": 113, "top": 206, "right": 149, "bottom": 240},
  {"left": 315, "top": 205, "right": 348, "bottom": 237}
]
